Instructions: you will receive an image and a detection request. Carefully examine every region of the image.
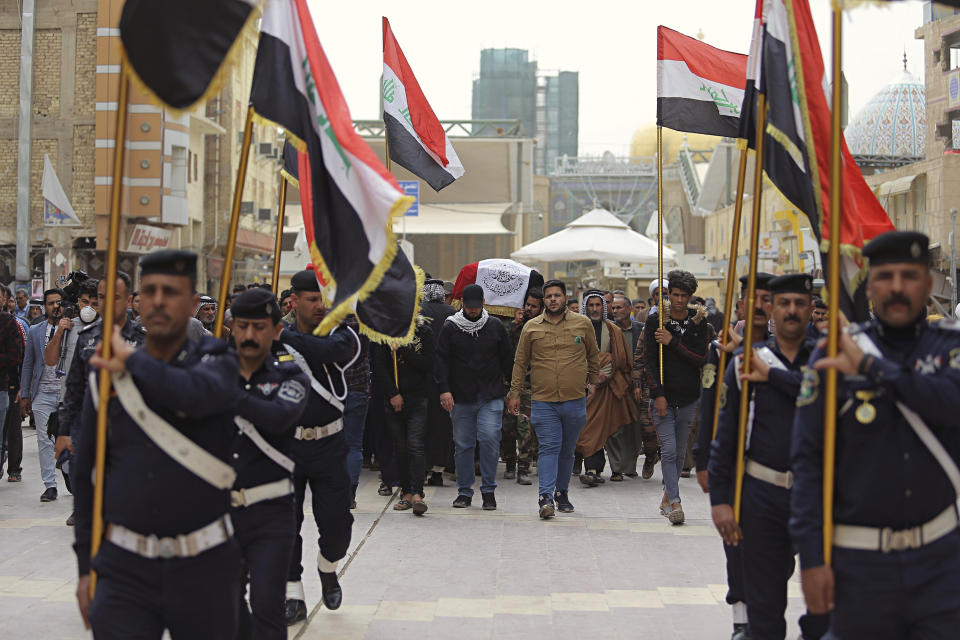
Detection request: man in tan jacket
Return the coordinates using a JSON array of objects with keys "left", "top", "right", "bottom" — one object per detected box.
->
[{"left": 509, "top": 280, "right": 599, "bottom": 519}]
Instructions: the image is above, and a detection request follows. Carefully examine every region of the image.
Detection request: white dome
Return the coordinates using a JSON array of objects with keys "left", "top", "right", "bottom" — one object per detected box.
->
[{"left": 845, "top": 68, "right": 925, "bottom": 164}]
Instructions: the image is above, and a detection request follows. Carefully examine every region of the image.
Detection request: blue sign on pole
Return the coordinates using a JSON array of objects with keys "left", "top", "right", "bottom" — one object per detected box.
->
[{"left": 398, "top": 180, "right": 419, "bottom": 216}]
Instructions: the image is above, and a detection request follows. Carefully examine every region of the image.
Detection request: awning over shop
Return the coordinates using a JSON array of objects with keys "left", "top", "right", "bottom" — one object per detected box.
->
[
  {"left": 877, "top": 174, "right": 920, "bottom": 197},
  {"left": 391, "top": 202, "right": 513, "bottom": 235}
]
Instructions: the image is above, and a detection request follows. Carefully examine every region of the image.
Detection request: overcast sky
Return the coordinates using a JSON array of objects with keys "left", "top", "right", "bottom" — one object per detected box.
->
[{"left": 307, "top": 0, "right": 926, "bottom": 156}]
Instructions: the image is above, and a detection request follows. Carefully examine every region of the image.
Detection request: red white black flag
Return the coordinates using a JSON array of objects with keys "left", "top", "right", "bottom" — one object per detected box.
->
[
  {"left": 382, "top": 17, "right": 464, "bottom": 191},
  {"left": 656, "top": 26, "right": 748, "bottom": 138},
  {"left": 249, "top": 0, "right": 418, "bottom": 342}
]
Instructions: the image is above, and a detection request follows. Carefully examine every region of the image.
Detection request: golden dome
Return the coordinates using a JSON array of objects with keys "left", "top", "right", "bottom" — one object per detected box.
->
[{"left": 630, "top": 125, "right": 720, "bottom": 164}]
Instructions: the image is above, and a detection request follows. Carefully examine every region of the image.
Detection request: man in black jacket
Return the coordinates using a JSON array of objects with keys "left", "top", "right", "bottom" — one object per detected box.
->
[
  {"left": 419, "top": 279, "right": 456, "bottom": 486},
  {"left": 644, "top": 270, "right": 709, "bottom": 525},
  {"left": 371, "top": 317, "right": 434, "bottom": 514},
  {"left": 436, "top": 284, "right": 514, "bottom": 511}
]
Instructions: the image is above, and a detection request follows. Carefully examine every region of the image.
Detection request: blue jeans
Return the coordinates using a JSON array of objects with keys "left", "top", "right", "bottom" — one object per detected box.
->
[
  {"left": 342, "top": 391, "right": 368, "bottom": 486},
  {"left": 531, "top": 397, "right": 587, "bottom": 497},
  {"left": 450, "top": 398, "right": 503, "bottom": 497},
  {"left": 31, "top": 390, "right": 60, "bottom": 489},
  {"left": 652, "top": 400, "right": 698, "bottom": 504}
]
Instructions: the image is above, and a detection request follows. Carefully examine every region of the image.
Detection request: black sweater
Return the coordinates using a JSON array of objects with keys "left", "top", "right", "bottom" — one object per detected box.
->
[
  {"left": 372, "top": 320, "right": 434, "bottom": 399},
  {"left": 644, "top": 304, "right": 709, "bottom": 407},
  {"left": 435, "top": 315, "right": 514, "bottom": 404}
]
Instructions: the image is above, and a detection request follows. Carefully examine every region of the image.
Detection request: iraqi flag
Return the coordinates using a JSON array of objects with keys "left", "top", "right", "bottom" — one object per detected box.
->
[
  {"left": 382, "top": 17, "right": 464, "bottom": 191},
  {"left": 249, "top": 0, "right": 415, "bottom": 339},
  {"left": 656, "top": 26, "right": 748, "bottom": 138},
  {"left": 278, "top": 136, "right": 422, "bottom": 345},
  {"left": 120, "top": 0, "right": 257, "bottom": 109},
  {"left": 754, "top": 0, "right": 895, "bottom": 320}
]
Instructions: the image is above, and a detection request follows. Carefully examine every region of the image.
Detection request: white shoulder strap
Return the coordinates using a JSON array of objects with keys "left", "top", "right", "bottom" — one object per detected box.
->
[
  {"left": 234, "top": 416, "right": 295, "bottom": 474},
  {"left": 755, "top": 345, "right": 789, "bottom": 372},
  {"left": 282, "top": 345, "right": 345, "bottom": 412},
  {"left": 852, "top": 331, "right": 960, "bottom": 498},
  {"left": 111, "top": 371, "right": 236, "bottom": 490}
]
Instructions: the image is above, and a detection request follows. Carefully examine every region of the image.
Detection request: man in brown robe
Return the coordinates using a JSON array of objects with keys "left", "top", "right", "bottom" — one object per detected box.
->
[{"left": 577, "top": 290, "right": 636, "bottom": 486}]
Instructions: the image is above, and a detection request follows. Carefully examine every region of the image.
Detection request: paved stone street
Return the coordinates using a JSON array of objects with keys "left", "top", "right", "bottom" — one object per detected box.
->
[{"left": 1, "top": 427, "right": 807, "bottom": 639}]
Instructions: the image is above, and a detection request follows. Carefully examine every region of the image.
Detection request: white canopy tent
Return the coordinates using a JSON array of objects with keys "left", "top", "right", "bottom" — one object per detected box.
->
[{"left": 511, "top": 208, "right": 677, "bottom": 265}]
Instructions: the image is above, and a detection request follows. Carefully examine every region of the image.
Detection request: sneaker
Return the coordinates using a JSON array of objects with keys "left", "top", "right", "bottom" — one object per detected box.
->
[
  {"left": 426, "top": 471, "right": 444, "bottom": 487},
  {"left": 503, "top": 462, "right": 516, "bottom": 480},
  {"left": 40, "top": 487, "right": 57, "bottom": 502},
  {"left": 538, "top": 494, "right": 555, "bottom": 519},
  {"left": 572, "top": 459, "right": 583, "bottom": 475},
  {"left": 579, "top": 472, "right": 601, "bottom": 487},
  {"left": 680, "top": 469, "right": 692, "bottom": 478},
  {"left": 516, "top": 470, "right": 532, "bottom": 485},
  {"left": 731, "top": 623, "right": 749, "bottom": 640},
  {"left": 668, "top": 506, "right": 685, "bottom": 525},
  {"left": 610, "top": 472, "right": 624, "bottom": 482},
  {"left": 481, "top": 492, "right": 497, "bottom": 511},
  {"left": 452, "top": 495, "right": 472, "bottom": 508},
  {"left": 554, "top": 490, "right": 574, "bottom": 513},
  {"left": 641, "top": 453, "right": 658, "bottom": 479}
]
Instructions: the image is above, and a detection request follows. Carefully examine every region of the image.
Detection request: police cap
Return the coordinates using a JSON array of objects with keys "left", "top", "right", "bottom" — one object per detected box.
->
[
  {"left": 862, "top": 231, "right": 930, "bottom": 267},
  {"left": 231, "top": 288, "right": 281, "bottom": 323},
  {"left": 290, "top": 269, "right": 321, "bottom": 293},
  {"left": 739, "top": 272, "right": 775, "bottom": 295},
  {"left": 768, "top": 273, "right": 814, "bottom": 295},
  {"left": 139, "top": 250, "right": 197, "bottom": 286}
]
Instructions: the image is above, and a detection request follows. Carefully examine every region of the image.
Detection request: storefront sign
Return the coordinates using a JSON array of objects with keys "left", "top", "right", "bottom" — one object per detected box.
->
[{"left": 127, "top": 224, "right": 173, "bottom": 254}]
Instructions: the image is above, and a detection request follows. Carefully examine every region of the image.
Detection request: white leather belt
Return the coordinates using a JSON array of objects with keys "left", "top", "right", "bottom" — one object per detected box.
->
[
  {"left": 231, "top": 478, "right": 294, "bottom": 508},
  {"left": 106, "top": 515, "right": 233, "bottom": 560},
  {"left": 745, "top": 459, "right": 794, "bottom": 489},
  {"left": 294, "top": 419, "right": 343, "bottom": 441},
  {"left": 834, "top": 506, "right": 959, "bottom": 553}
]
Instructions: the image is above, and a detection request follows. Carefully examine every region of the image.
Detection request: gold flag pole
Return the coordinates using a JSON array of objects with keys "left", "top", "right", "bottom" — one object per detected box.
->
[
  {"left": 823, "top": 6, "right": 844, "bottom": 566},
  {"left": 656, "top": 126, "right": 664, "bottom": 384},
  {"left": 733, "top": 93, "right": 768, "bottom": 524},
  {"left": 711, "top": 145, "right": 751, "bottom": 439},
  {"left": 383, "top": 127, "right": 399, "bottom": 387},
  {"left": 214, "top": 105, "right": 255, "bottom": 338},
  {"left": 270, "top": 173, "right": 288, "bottom": 293},
  {"left": 90, "top": 62, "right": 130, "bottom": 595}
]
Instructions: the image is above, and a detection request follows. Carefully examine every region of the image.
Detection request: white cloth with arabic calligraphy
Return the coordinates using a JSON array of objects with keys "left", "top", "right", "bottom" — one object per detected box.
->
[{"left": 475, "top": 258, "right": 532, "bottom": 310}]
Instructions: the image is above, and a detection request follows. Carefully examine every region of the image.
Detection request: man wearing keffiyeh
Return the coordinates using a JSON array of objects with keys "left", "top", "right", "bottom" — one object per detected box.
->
[{"left": 576, "top": 290, "right": 637, "bottom": 486}]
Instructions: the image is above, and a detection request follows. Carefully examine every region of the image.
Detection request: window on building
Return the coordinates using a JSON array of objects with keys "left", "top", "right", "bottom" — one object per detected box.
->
[
  {"left": 187, "top": 150, "right": 192, "bottom": 184},
  {"left": 171, "top": 146, "right": 187, "bottom": 197}
]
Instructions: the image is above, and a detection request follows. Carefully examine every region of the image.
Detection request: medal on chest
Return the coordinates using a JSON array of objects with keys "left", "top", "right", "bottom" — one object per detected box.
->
[{"left": 854, "top": 390, "right": 877, "bottom": 424}]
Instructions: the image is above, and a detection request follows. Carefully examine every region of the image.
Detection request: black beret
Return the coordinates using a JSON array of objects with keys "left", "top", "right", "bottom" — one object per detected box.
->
[
  {"left": 290, "top": 270, "right": 321, "bottom": 292},
  {"left": 739, "top": 272, "right": 775, "bottom": 292},
  {"left": 140, "top": 250, "right": 197, "bottom": 280},
  {"left": 768, "top": 273, "right": 814, "bottom": 295},
  {"left": 862, "top": 231, "right": 930, "bottom": 266},
  {"left": 813, "top": 298, "right": 827, "bottom": 309},
  {"left": 231, "top": 288, "right": 281, "bottom": 323}
]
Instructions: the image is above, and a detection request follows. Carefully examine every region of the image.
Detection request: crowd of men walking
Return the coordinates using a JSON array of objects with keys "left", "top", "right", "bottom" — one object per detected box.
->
[{"left": 0, "top": 229, "right": 957, "bottom": 640}]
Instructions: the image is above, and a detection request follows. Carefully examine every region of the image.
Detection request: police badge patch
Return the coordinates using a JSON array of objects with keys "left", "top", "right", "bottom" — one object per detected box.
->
[
  {"left": 257, "top": 382, "right": 279, "bottom": 396},
  {"left": 701, "top": 363, "right": 717, "bottom": 389},
  {"left": 797, "top": 367, "right": 819, "bottom": 407},
  {"left": 277, "top": 379, "right": 306, "bottom": 404},
  {"left": 950, "top": 348, "right": 960, "bottom": 371}
]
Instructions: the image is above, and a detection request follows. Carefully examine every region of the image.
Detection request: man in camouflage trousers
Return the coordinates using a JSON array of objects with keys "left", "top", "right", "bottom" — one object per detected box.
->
[
  {"left": 632, "top": 323, "right": 660, "bottom": 479},
  {"left": 500, "top": 289, "right": 544, "bottom": 485}
]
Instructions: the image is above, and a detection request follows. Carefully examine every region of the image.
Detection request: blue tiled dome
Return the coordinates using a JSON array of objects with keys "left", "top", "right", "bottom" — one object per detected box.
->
[{"left": 845, "top": 68, "right": 925, "bottom": 164}]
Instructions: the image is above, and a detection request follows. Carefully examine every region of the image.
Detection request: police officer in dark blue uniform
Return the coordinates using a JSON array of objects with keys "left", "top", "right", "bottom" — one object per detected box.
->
[
  {"left": 711, "top": 273, "right": 828, "bottom": 640},
  {"left": 229, "top": 288, "right": 309, "bottom": 639},
  {"left": 694, "top": 272, "right": 772, "bottom": 640},
  {"left": 73, "top": 250, "right": 242, "bottom": 639},
  {"left": 279, "top": 270, "right": 359, "bottom": 625},
  {"left": 791, "top": 231, "right": 960, "bottom": 639}
]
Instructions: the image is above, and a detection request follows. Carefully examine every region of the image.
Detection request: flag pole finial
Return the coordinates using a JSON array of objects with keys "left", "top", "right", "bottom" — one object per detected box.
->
[
  {"left": 697, "top": 28, "right": 704, "bottom": 40},
  {"left": 903, "top": 50, "right": 908, "bottom": 71}
]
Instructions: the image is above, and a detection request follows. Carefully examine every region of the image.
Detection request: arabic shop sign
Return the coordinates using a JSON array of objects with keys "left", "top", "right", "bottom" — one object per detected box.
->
[{"left": 127, "top": 224, "right": 173, "bottom": 254}]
